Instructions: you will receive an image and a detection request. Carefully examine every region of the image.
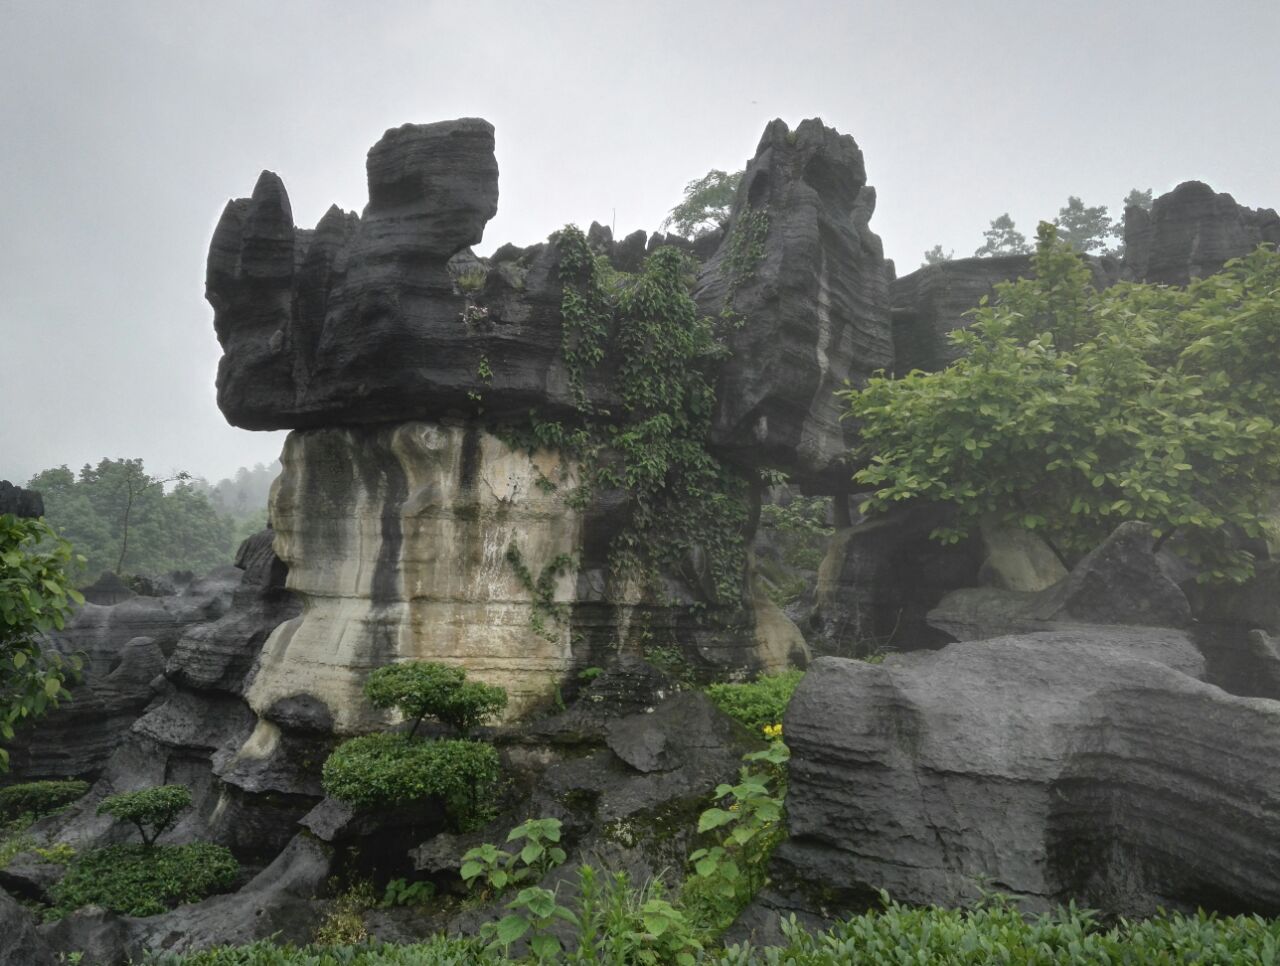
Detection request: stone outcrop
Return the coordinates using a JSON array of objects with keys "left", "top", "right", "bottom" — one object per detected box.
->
[
  {"left": 738, "top": 628, "right": 1280, "bottom": 937},
  {"left": 693, "top": 118, "right": 893, "bottom": 489},
  {"left": 807, "top": 507, "right": 983, "bottom": 657},
  {"left": 928, "top": 522, "right": 1192, "bottom": 642},
  {"left": 1123, "top": 181, "right": 1280, "bottom": 285},
  {"left": 7, "top": 568, "right": 240, "bottom": 780}
]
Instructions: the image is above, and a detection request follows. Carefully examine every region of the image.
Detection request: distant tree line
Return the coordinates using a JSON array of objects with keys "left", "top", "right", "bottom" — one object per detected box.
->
[
  {"left": 924, "top": 189, "right": 1154, "bottom": 266},
  {"left": 26, "top": 459, "right": 278, "bottom": 585}
]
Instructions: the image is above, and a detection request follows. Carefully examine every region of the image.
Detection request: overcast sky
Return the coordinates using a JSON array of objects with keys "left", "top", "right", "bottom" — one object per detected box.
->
[{"left": 3, "top": 0, "right": 1277, "bottom": 487}]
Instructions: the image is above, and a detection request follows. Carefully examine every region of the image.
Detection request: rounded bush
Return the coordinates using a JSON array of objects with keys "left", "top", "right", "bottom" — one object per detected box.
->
[
  {"left": 364, "top": 661, "right": 507, "bottom": 735},
  {"left": 322, "top": 733, "right": 499, "bottom": 826},
  {"left": 0, "top": 780, "right": 89, "bottom": 822},
  {"left": 48, "top": 842, "right": 239, "bottom": 917},
  {"left": 97, "top": 784, "right": 192, "bottom": 846},
  {"left": 705, "top": 670, "right": 805, "bottom": 734}
]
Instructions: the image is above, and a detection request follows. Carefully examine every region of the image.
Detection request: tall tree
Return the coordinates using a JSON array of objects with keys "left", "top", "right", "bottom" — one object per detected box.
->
[
  {"left": 1053, "top": 196, "right": 1117, "bottom": 255},
  {"left": 923, "top": 245, "right": 954, "bottom": 266},
  {"left": 973, "top": 214, "right": 1031, "bottom": 256},
  {"left": 1124, "top": 188, "right": 1154, "bottom": 212},
  {"left": 661, "top": 169, "right": 742, "bottom": 238}
]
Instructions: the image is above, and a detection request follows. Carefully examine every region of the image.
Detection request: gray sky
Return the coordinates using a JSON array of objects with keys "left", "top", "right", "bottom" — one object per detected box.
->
[{"left": 3, "top": 0, "right": 1277, "bottom": 487}]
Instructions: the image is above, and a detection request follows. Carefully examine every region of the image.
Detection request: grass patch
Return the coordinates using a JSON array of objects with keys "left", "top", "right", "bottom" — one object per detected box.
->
[
  {"left": 48, "top": 842, "right": 239, "bottom": 918},
  {"left": 705, "top": 669, "right": 805, "bottom": 735}
]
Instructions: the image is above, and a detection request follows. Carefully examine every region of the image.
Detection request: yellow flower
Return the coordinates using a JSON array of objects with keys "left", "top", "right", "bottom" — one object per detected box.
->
[{"left": 762, "top": 723, "right": 783, "bottom": 739}]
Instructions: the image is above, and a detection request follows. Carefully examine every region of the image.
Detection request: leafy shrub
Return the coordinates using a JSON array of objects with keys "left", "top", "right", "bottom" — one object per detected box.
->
[
  {"left": 314, "top": 879, "right": 376, "bottom": 945},
  {"left": 321, "top": 733, "right": 499, "bottom": 829},
  {"left": 364, "top": 662, "right": 507, "bottom": 736},
  {"left": 705, "top": 670, "right": 805, "bottom": 734},
  {"left": 97, "top": 784, "right": 192, "bottom": 846},
  {"left": 461, "top": 817, "right": 567, "bottom": 896},
  {"left": 712, "top": 895, "right": 1280, "bottom": 964},
  {"left": 0, "top": 779, "right": 89, "bottom": 822},
  {"left": 49, "top": 842, "right": 238, "bottom": 917},
  {"left": 140, "top": 935, "right": 498, "bottom": 964},
  {"left": 380, "top": 877, "right": 436, "bottom": 908}
]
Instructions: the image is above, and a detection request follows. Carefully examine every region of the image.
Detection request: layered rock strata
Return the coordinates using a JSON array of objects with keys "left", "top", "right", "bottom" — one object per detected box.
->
[
  {"left": 736, "top": 625, "right": 1280, "bottom": 940},
  {"left": 1123, "top": 180, "right": 1280, "bottom": 285},
  {"left": 693, "top": 118, "right": 893, "bottom": 488}
]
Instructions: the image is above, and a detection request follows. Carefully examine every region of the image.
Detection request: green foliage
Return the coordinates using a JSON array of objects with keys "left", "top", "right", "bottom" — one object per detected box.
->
[
  {"left": 363, "top": 661, "right": 507, "bottom": 737},
  {"left": 683, "top": 741, "right": 790, "bottom": 937},
  {"left": 380, "top": 877, "right": 436, "bottom": 908},
  {"left": 705, "top": 670, "right": 805, "bottom": 735},
  {"left": 48, "top": 842, "right": 238, "bottom": 918},
  {"left": 504, "top": 544, "right": 574, "bottom": 641},
  {"left": 0, "top": 779, "right": 89, "bottom": 822},
  {"left": 505, "top": 228, "right": 751, "bottom": 610},
  {"left": 97, "top": 784, "right": 192, "bottom": 847},
  {"left": 455, "top": 268, "right": 488, "bottom": 294},
  {"left": 661, "top": 168, "right": 741, "bottom": 238},
  {"left": 973, "top": 213, "right": 1030, "bottom": 256},
  {"left": 848, "top": 227, "right": 1280, "bottom": 582},
  {"left": 713, "top": 893, "right": 1280, "bottom": 964},
  {"left": 315, "top": 880, "right": 376, "bottom": 945},
  {"left": 720, "top": 205, "right": 770, "bottom": 321},
  {"left": 0, "top": 514, "right": 84, "bottom": 769},
  {"left": 922, "top": 244, "right": 953, "bottom": 266},
  {"left": 140, "top": 936, "right": 498, "bottom": 965},
  {"left": 1053, "top": 195, "right": 1117, "bottom": 255},
  {"left": 321, "top": 733, "right": 499, "bottom": 829},
  {"left": 461, "top": 817, "right": 567, "bottom": 896},
  {"left": 481, "top": 865, "right": 702, "bottom": 966},
  {"left": 1125, "top": 187, "right": 1154, "bottom": 212},
  {"left": 29, "top": 459, "right": 237, "bottom": 582},
  {"left": 758, "top": 495, "right": 833, "bottom": 571}
]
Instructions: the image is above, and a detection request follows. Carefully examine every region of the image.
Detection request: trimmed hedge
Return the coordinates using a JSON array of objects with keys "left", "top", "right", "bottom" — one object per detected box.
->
[
  {"left": 49, "top": 842, "right": 239, "bottom": 917},
  {"left": 705, "top": 669, "right": 805, "bottom": 734},
  {"left": 0, "top": 779, "right": 89, "bottom": 822}
]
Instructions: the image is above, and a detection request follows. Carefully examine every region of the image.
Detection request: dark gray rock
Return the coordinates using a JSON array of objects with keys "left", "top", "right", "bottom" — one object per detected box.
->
[
  {"left": 740, "top": 630, "right": 1280, "bottom": 937},
  {"left": 40, "top": 905, "right": 131, "bottom": 966},
  {"left": 0, "top": 886, "right": 56, "bottom": 965},
  {"left": 1124, "top": 181, "right": 1280, "bottom": 285},
  {"left": 79, "top": 572, "right": 136, "bottom": 606},
  {"left": 0, "top": 851, "right": 69, "bottom": 902},
  {"left": 693, "top": 118, "right": 893, "bottom": 489},
  {"left": 808, "top": 506, "right": 983, "bottom": 657},
  {"left": 929, "top": 522, "right": 1191, "bottom": 641},
  {"left": 0, "top": 480, "right": 44, "bottom": 518},
  {"left": 7, "top": 565, "right": 240, "bottom": 780},
  {"left": 167, "top": 530, "right": 300, "bottom": 694}
]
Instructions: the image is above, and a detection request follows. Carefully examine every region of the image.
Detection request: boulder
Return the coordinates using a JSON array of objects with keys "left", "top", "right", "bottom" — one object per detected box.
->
[
  {"left": 740, "top": 627, "right": 1280, "bottom": 936},
  {"left": 0, "top": 887, "right": 56, "bottom": 965},
  {"left": 1123, "top": 181, "right": 1280, "bottom": 285},
  {"left": 692, "top": 118, "right": 893, "bottom": 489},
  {"left": 929, "top": 522, "right": 1191, "bottom": 642}
]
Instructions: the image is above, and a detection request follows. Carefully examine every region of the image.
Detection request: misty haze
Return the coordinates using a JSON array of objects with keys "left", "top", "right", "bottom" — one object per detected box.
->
[{"left": 3, "top": 2, "right": 1280, "bottom": 962}]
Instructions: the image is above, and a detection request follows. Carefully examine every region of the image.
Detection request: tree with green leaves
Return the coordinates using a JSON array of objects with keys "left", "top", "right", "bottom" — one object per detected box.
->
[
  {"left": 29, "top": 459, "right": 236, "bottom": 582},
  {"left": 97, "top": 785, "right": 192, "bottom": 847},
  {"left": 845, "top": 224, "right": 1280, "bottom": 583},
  {"left": 364, "top": 661, "right": 508, "bottom": 737},
  {"left": 1053, "top": 195, "right": 1117, "bottom": 255},
  {"left": 661, "top": 169, "right": 742, "bottom": 238},
  {"left": 923, "top": 244, "right": 953, "bottom": 266},
  {"left": 0, "top": 514, "right": 84, "bottom": 769},
  {"left": 973, "top": 214, "right": 1030, "bottom": 256}
]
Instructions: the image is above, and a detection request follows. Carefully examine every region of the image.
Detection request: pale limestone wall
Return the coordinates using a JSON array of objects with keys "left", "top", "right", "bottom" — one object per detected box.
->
[{"left": 245, "top": 422, "right": 581, "bottom": 733}]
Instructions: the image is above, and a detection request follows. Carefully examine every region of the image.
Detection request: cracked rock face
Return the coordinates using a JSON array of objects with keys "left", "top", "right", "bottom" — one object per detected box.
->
[
  {"left": 244, "top": 423, "right": 585, "bottom": 733},
  {"left": 739, "top": 629, "right": 1280, "bottom": 935},
  {"left": 1123, "top": 180, "right": 1280, "bottom": 285},
  {"left": 693, "top": 118, "right": 893, "bottom": 490}
]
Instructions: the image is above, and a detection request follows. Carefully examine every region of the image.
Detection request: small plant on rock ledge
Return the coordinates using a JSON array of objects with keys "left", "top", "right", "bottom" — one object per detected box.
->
[
  {"left": 97, "top": 784, "right": 192, "bottom": 848},
  {"left": 364, "top": 660, "right": 507, "bottom": 737}
]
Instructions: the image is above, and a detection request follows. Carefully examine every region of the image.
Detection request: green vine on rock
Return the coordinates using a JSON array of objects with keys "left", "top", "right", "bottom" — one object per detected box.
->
[
  {"left": 721, "top": 204, "right": 770, "bottom": 321},
  {"left": 505, "top": 542, "right": 575, "bottom": 640}
]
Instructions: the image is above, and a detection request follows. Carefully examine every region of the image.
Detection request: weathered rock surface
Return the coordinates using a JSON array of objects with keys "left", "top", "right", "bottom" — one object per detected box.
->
[
  {"left": 693, "top": 118, "right": 893, "bottom": 489},
  {"left": 739, "top": 626, "right": 1280, "bottom": 936},
  {"left": 7, "top": 568, "right": 240, "bottom": 780},
  {"left": 0, "top": 887, "right": 56, "bottom": 965},
  {"left": 929, "top": 522, "right": 1191, "bottom": 642},
  {"left": 808, "top": 507, "right": 982, "bottom": 657},
  {"left": 1123, "top": 180, "right": 1280, "bottom": 285}
]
